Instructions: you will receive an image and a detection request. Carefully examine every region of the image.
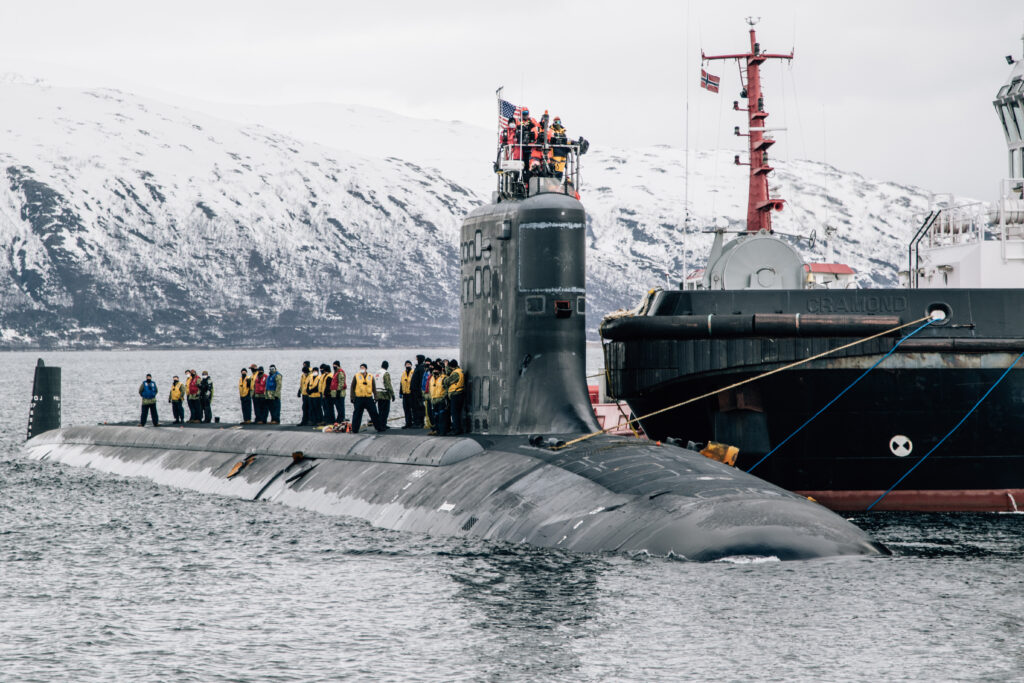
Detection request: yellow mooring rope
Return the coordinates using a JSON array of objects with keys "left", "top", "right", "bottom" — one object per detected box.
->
[{"left": 553, "top": 314, "right": 933, "bottom": 451}]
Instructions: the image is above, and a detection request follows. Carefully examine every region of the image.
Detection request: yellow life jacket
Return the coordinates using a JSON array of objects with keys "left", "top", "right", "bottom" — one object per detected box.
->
[
  {"left": 400, "top": 369, "right": 412, "bottom": 394},
  {"left": 318, "top": 372, "right": 330, "bottom": 394},
  {"left": 300, "top": 372, "right": 310, "bottom": 396},
  {"left": 307, "top": 373, "right": 321, "bottom": 397},
  {"left": 449, "top": 368, "right": 465, "bottom": 394},
  {"left": 169, "top": 382, "right": 184, "bottom": 401},
  {"left": 239, "top": 376, "right": 250, "bottom": 397},
  {"left": 430, "top": 375, "right": 447, "bottom": 400},
  {"left": 354, "top": 372, "right": 374, "bottom": 398}
]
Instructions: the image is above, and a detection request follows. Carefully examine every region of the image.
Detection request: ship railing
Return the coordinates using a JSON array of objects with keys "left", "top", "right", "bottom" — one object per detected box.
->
[
  {"left": 494, "top": 143, "right": 582, "bottom": 201},
  {"left": 990, "top": 177, "right": 1024, "bottom": 262},
  {"left": 908, "top": 201, "right": 986, "bottom": 288}
]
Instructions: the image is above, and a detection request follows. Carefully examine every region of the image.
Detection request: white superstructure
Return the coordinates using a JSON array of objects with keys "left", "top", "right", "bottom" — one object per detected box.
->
[{"left": 904, "top": 39, "right": 1024, "bottom": 289}]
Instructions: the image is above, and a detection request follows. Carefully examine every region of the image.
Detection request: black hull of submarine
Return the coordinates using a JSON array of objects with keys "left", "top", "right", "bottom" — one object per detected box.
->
[
  {"left": 24, "top": 426, "right": 885, "bottom": 561},
  {"left": 23, "top": 185, "right": 886, "bottom": 560}
]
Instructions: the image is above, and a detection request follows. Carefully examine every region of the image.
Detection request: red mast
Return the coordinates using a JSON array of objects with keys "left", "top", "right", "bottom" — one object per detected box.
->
[{"left": 703, "top": 19, "right": 793, "bottom": 233}]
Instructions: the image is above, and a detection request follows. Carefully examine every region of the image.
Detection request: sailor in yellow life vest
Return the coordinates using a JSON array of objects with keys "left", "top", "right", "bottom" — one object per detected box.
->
[
  {"left": 306, "top": 366, "right": 322, "bottom": 425},
  {"left": 428, "top": 365, "right": 449, "bottom": 436},
  {"left": 400, "top": 359, "right": 415, "bottom": 429},
  {"left": 443, "top": 359, "right": 467, "bottom": 435},
  {"left": 317, "top": 363, "right": 332, "bottom": 425},
  {"left": 238, "top": 368, "right": 252, "bottom": 424},
  {"left": 168, "top": 375, "right": 185, "bottom": 424},
  {"left": 298, "top": 360, "right": 312, "bottom": 426},
  {"left": 350, "top": 363, "right": 384, "bottom": 433}
]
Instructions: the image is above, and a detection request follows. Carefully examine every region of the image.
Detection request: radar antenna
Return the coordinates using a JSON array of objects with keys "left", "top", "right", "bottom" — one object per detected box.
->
[{"left": 703, "top": 22, "right": 793, "bottom": 233}]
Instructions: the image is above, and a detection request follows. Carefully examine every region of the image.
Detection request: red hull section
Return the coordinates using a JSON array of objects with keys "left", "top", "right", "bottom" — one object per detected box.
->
[{"left": 797, "top": 489, "right": 1024, "bottom": 513}]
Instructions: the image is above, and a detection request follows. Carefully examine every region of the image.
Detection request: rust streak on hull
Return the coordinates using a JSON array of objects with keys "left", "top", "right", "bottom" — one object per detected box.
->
[{"left": 797, "top": 489, "right": 1024, "bottom": 513}]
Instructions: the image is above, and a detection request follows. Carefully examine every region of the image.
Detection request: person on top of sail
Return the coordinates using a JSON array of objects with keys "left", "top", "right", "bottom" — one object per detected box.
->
[{"left": 551, "top": 116, "right": 570, "bottom": 180}]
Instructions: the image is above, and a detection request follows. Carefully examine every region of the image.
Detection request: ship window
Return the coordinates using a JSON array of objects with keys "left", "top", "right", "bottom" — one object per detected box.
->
[
  {"left": 475, "top": 267, "right": 482, "bottom": 296},
  {"left": 526, "top": 295, "right": 545, "bottom": 314},
  {"left": 1004, "top": 104, "right": 1021, "bottom": 142},
  {"left": 577, "top": 296, "right": 586, "bottom": 313},
  {"left": 482, "top": 266, "right": 491, "bottom": 297},
  {"left": 481, "top": 377, "right": 489, "bottom": 410},
  {"left": 518, "top": 223, "right": 585, "bottom": 292},
  {"left": 475, "top": 230, "right": 483, "bottom": 260},
  {"left": 1011, "top": 101, "right": 1024, "bottom": 140},
  {"left": 999, "top": 109, "right": 1011, "bottom": 141}
]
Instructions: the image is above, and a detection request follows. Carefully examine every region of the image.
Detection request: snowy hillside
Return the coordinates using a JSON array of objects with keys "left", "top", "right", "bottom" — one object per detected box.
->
[
  {"left": 0, "top": 81, "right": 479, "bottom": 348},
  {"left": 0, "top": 79, "right": 947, "bottom": 349}
]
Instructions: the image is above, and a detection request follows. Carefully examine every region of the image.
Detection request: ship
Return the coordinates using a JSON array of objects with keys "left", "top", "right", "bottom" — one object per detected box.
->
[
  {"left": 600, "top": 22, "right": 1024, "bottom": 513},
  {"left": 21, "top": 107, "right": 886, "bottom": 562}
]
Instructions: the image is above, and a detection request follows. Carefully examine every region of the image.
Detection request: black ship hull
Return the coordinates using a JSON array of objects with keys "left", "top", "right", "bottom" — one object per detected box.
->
[{"left": 603, "top": 288, "right": 1024, "bottom": 512}]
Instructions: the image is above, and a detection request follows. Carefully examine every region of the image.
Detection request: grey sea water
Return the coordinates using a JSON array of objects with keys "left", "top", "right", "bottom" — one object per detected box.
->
[{"left": 2, "top": 349, "right": 1023, "bottom": 682}]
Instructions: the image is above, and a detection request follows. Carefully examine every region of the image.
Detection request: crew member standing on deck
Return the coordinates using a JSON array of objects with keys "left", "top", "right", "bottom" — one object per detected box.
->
[
  {"left": 350, "top": 363, "right": 384, "bottom": 433},
  {"left": 330, "top": 361, "right": 346, "bottom": 424},
  {"left": 410, "top": 355, "right": 426, "bottom": 428},
  {"left": 429, "top": 365, "right": 448, "bottom": 436},
  {"left": 421, "top": 358, "right": 434, "bottom": 431},
  {"left": 307, "top": 365, "right": 322, "bottom": 426},
  {"left": 374, "top": 361, "right": 395, "bottom": 429},
  {"left": 321, "top": 364, "right": 336, "bottom": 424},
  {"left": 186, "top": 370, "right": 201, "bottom": 423},
  {"left": 444, "top": 360, "right": 466, "bottom": 435},
  {"left": 252, "top": 366, "right": 268, "bottom": 424},
  {"left": 317, "top": 364, "right": 332, "bottom": 425},
  {"left": 239, "top": 368, "right": 252, "bottom": 424},
  {"left": 400, "top": 360, "right": 415, "bottom": 429},
  {"left": 298, "top": 361, "right": 311, "bottom": 426},
  {"left": 551, "top": 117, "right": 569, "bottom": 181},
  {"left": 139, "top": 374, "right": 159, "bottom": 427},
  {"left": 199, "top": 371, "right": 214, "bottom": 423},
  {"left": 265, "top": 364, "right": 283, "bottom": 424},
  {"left": 168, "top": 375, "right": 185, "bottom": 424}
]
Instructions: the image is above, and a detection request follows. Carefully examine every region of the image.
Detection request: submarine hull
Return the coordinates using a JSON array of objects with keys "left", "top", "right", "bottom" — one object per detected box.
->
[{"left": 24, "top": 426, "right": 885, "bottom": 561}]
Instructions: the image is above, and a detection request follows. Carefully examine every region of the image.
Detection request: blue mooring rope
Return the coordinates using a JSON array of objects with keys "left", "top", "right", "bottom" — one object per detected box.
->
[
  {"left": 747, "top": 318, "right": 936, "bottom": 474},
  {"left": 867, "top": 347, "right": 1024, "bottom": 511}
]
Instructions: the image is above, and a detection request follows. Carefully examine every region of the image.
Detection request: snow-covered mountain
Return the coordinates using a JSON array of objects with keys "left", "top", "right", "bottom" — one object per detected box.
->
[{"left": 0, "top": 79, "right": 949, "bottom": 349}]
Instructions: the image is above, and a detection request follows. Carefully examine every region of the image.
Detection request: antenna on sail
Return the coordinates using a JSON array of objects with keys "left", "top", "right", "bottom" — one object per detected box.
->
[{"left": 703, "top": 19, "right": 793, "bottom": 233}]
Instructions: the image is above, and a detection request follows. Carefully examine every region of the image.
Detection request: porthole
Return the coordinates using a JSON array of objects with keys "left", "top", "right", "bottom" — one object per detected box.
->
[{"left": 927, "top": 302, "right": 951, "bottom": 324}]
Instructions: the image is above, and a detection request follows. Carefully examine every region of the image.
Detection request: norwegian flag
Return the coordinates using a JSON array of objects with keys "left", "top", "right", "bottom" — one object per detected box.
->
[
  {"left": 700, "top": 69, "right": 721, "bottom": 93},
  {"left": 499, "top": 98, "right": 523, "bottom": 129}
]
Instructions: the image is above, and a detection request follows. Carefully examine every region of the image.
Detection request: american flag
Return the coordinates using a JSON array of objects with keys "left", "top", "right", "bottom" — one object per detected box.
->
[
  {"left": 700, "top": 69, "right": 720, "bottom": 94},
  {"left": 499, "top": 98, "right": 523, "bottom": 129}
]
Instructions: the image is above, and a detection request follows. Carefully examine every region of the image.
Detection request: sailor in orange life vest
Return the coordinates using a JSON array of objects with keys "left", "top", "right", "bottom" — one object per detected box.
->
[{"left": 350, "top": 363, "right": 385, "bottom": 433}]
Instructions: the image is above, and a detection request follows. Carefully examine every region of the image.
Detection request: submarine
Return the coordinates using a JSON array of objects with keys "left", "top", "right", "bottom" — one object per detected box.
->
[{"left": 23, "top": 120, "right": 886, "bottom": 561}]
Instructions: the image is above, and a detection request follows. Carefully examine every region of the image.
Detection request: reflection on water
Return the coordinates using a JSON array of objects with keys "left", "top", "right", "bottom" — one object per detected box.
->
[{"left": 446, "top": 545, "right": 605, "bottom": 681}]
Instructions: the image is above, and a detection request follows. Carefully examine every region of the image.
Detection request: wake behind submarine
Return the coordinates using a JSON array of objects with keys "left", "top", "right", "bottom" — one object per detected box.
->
[{"left": 23, "top": 124, "right": 886, "bottom": 561}]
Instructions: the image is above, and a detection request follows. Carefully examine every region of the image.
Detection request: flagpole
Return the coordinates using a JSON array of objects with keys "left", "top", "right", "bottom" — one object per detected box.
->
[
  {"left": 682, "top": 0, "right": 691, "bottom": 289},
  {"left": 496, "top": 86, "right": 504, "bottom": 141}
]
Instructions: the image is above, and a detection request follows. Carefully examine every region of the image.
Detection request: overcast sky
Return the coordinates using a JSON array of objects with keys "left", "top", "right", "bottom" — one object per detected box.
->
[{"left": 1, "top": 1, "right": 1021, "bottom": 199}]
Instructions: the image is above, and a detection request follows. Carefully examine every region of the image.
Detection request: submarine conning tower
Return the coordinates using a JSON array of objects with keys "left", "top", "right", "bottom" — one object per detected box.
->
[{"left": 459, "top": 179, "right": 598, "bottom": 435}]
